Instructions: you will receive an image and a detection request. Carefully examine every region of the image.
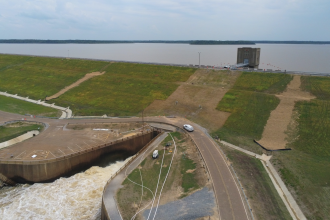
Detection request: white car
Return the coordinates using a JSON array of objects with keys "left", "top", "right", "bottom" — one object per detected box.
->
[
  {"left": 152, "top": 150, "right": 159, "bottom": 159},
  {"left": 183, "top": 124, "right": 194, "bottom": 132}
]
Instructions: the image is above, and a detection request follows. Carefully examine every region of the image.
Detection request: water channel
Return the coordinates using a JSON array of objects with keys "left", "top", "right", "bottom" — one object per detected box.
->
[{"left": 0, "top": 153, "right": 132, "bottom": 219}]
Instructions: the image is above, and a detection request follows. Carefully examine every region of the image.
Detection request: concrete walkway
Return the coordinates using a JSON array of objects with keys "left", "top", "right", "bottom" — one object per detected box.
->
[
  {"left": 219, "top": 140, "right": 306, "bottom": 220},
  {"left": 263, "top": 161, "right": 306, "bottom": 220},
  {"left": 0, "top": 91, "right": 72, "bottom": 118},
  {"left": 103, "top": 132, "right": 168, "bottom": 220}
]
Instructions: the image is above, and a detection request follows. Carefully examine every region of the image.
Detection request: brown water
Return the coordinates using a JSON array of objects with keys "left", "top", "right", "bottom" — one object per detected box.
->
[
  {"left": 0, "top": 158, "right": 131, "bottom": 220},
  {"left": 0, "top": 43, "right": 329, "bottom": 73}
]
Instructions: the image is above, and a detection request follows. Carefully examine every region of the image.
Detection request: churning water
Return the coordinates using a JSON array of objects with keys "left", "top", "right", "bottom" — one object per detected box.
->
[{"left": 0, "top": 158, "right": 130, "bottom": 220}]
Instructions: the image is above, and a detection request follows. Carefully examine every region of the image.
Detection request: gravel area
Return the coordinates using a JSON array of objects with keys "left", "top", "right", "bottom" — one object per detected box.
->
[{"left": 143, "top": 187, "right": 215, "bottom": 220}]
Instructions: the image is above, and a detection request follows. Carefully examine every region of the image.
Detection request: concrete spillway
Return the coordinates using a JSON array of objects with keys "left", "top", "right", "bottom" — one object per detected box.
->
[{"left": 0, "top": 129, "right": 160, "bottom": 183}]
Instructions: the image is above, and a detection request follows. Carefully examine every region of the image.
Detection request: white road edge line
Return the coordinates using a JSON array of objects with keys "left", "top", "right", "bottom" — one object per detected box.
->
[
  {"left": 152, "top": 133, "right": 177, "bottom": 220},
  {"left": 129, "top": 132, "right": 168, "bottom": 220},
  {"left": 146, "top": 138, "right": 166, "bottom": 220}
]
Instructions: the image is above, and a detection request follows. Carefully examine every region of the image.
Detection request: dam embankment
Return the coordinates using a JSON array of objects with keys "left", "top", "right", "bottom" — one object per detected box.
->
[{"left": 0, "top": 129, "right": 160, "bottom": 183}]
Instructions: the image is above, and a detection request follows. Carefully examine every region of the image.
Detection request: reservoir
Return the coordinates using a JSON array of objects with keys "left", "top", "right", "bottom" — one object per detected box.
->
[{"left": 0, "top": 43, "right": 330, "bottom": 73}]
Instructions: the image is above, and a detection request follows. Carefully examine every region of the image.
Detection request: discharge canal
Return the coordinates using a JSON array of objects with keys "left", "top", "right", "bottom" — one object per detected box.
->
[{"left": 0, "top": 153, "right": 132, "bottom": 219}]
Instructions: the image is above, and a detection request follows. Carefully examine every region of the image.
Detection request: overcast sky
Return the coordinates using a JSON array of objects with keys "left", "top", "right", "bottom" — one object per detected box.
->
[{"left": 0, "top": 0, "right": 329, "bottom": 40}]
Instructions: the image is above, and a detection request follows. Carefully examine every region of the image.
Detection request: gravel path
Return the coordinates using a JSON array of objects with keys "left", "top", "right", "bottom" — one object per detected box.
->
[
  {"left": 45, "top": 71, "right": 105, "bottom": 101},
  {"left": 143, "top": 187, "right": 215, "bottom": 220}
]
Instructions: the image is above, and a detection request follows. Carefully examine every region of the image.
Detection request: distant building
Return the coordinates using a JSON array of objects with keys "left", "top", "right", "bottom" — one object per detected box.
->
[{"left": 237, "top": 47, "right": 260, "bottom": 68}]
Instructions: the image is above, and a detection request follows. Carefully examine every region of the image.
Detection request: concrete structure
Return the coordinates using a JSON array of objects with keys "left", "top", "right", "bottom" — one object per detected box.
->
[
  {"left": 0, "top": 130, "right": 159, "bottom": 183},
  {"left": 237, "top": 47, "right": 260, "bottom": 68}
]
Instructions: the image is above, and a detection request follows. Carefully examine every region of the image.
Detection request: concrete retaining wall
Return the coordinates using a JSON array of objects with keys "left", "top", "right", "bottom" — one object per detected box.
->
[{"left": 0, "top": 130, "right": 160, "bottom": 183}]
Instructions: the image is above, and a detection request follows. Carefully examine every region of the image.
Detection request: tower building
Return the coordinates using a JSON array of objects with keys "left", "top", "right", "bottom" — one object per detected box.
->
[{"left": 237, "top": 47, "right": 260, "bottom": 68}]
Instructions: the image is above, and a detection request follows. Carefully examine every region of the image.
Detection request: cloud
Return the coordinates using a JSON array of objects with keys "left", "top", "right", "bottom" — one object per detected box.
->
[
  {"left": 0, "top": 0, "right": 329, "bottom": 40},
  {"left": 20, "top": 11, "right": 54, "bottom": 20}
]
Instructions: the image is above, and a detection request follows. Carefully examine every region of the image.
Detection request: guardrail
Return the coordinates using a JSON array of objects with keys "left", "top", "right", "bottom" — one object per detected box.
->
[
  {"left": 101, "top": 130, "right": 164, "bottom": 220},
  {"left": 0, "top": 120, "right": 47, "bottom": 128},
  {"left": 254, "top": 140, "right": 292, "bottom": 151}
]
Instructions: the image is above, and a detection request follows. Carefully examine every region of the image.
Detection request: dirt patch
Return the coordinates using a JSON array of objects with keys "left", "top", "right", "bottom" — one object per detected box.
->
[
  {"left": 45, "top": 71, "right": 106, "bottom": 101},
  {"left": 145, "top": 70, "right": 240, "bottom": 132},
  {"left": 258, "top": 75, "right": 315, "bottom": 150},
  {"left": 186, "top": 169, "right": 196, "bottom": 173},
  {"left": 65, "top": 122, "right": 145, "bottom": 142}
]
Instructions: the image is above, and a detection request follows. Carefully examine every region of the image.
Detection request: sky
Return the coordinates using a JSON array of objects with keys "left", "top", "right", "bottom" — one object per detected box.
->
[{"left": 0, "top": 0, "right": 329, "bottom": 40}]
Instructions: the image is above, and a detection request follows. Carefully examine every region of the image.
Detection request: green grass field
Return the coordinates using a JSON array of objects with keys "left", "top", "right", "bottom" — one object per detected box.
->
[
  {"left": 213, "top": 72, "right": 291, "bottom": 153},
  {"left": 0, "top": 122, "right": 42, "bottom": 143},
  {"left": 271, "top": 76, "right": 330, "bottom": 219},
  {"left": 0, "top": 95, "right": 60, "bottom": 117},
  {"left": 222, "top": 146, "right": 292, "bottom": 220},
  {"left": 232, "top": 72, "right": 293, "bottom": 94},
  {"left": 53, "top": 63, "right": 195, "bottom": 116},
  {"left": 0, "top": 54, "right": 109, "bottom": 99},
  {"left": 301, "top": 75, "right": 330, "bottom": 100}
]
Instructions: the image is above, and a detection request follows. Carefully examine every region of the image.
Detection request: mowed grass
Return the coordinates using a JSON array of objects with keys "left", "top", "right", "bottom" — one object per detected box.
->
[
  {"left": 117, "top": 132, "right": 202, "bottom": 219},
  {"left": 301, "top": 75, "right": 330, "bottom": 100},
  {"left": 0, "top": 122, "right": 42, "bottom": 143},
  {"left": 213, "top": 72, "right": 292, "bottom": 153},
  {"left": 222, "top": 146, "right": 292, "bottom": 220},
  {"left": 53, "top": 63, "right": 196, "bottom": 116},
  {"left": 272, "top": 76, "right": 330, "bottom": 219},
  {"left": 0, "top": 95, "right": 60, "bottom": 117},
  {"left": 0, "top": 54, "right": 109, "bottom": 99},
  {"left": 232, "top": 71, "right": 293, "bottom": 94}
]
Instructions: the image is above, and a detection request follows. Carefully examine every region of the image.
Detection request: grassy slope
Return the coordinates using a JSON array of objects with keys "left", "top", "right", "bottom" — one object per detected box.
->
[
  {"left": 0, "top": 123, "right": 41, "bottom": 143},
  {"left": 0, "top": 54, "right": 109, "bottom": 99},
  {"left": 223, "top": 146, "right": 292, "bottom": 220},
  {"left": 213, "top": 72, "right": 292, "bottom": 153},
  {"left": 117, "top": 132, "right": 202, "bottom": 220},
  {"left": 53, "top": 63, "right": 196, "bottom": 116},
  {"left": 0, "top": 95, "right": 60, "bottom": 117},
  {"left": 271, "top": 76, "right": 330, "bottom": 220}
]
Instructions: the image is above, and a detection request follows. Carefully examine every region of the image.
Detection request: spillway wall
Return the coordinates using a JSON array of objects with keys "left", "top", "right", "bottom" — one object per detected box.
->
[{"left": 0, "top": 130, "right": 160, "bottom": 183}]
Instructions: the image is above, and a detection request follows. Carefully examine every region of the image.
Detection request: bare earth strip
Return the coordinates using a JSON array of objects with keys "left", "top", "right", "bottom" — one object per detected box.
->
[
  {"left": 145, "top": 70, "right": 240, "bottom": 132},
  {"left": 45, "top": 71, "right": 105, "bottom": 101},
  {"left": 258, "top": 75, "right": 315, "bottom": 150}
]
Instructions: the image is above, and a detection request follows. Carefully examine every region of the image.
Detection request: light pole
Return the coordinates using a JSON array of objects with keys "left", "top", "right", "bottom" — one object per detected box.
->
[{"left": 198, "top": 52, "right": 201, "bottom": 67}]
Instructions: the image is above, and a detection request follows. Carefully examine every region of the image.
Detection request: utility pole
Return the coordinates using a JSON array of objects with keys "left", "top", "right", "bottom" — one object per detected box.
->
[
  {"left": 142, "top": 109, "right": 144, "bottom": 131},
  {"left": 198, "top": 52, "right": 201, "bottom": 67}
]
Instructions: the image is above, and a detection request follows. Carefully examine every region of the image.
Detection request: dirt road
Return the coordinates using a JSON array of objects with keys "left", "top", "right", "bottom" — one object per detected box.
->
[
  {"left": 258, "top": 75, "right": 315, "bottom": 150},
  {"left": 45, "top": 71, "right": 105, "bottom": 101}
]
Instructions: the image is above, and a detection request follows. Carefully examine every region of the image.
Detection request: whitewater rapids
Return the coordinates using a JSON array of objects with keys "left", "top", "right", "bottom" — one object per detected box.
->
[{"left": 0, "top": 157, "right": 131, "bottom": 220}]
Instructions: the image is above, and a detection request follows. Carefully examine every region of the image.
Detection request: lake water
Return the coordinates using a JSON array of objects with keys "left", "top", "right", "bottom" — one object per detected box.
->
[{"left": 1, "top": 43, "right": 330, "bottom": 73}]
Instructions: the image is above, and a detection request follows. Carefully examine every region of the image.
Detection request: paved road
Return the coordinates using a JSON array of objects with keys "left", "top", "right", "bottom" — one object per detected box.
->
[{"left": 0, "top": 111, "right": 250, "bottom": 220}]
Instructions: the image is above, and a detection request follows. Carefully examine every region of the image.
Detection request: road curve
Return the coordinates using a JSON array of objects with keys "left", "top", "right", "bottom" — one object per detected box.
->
[{"left": 0, "top": 111, "right": 250, "bottom": 220}]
